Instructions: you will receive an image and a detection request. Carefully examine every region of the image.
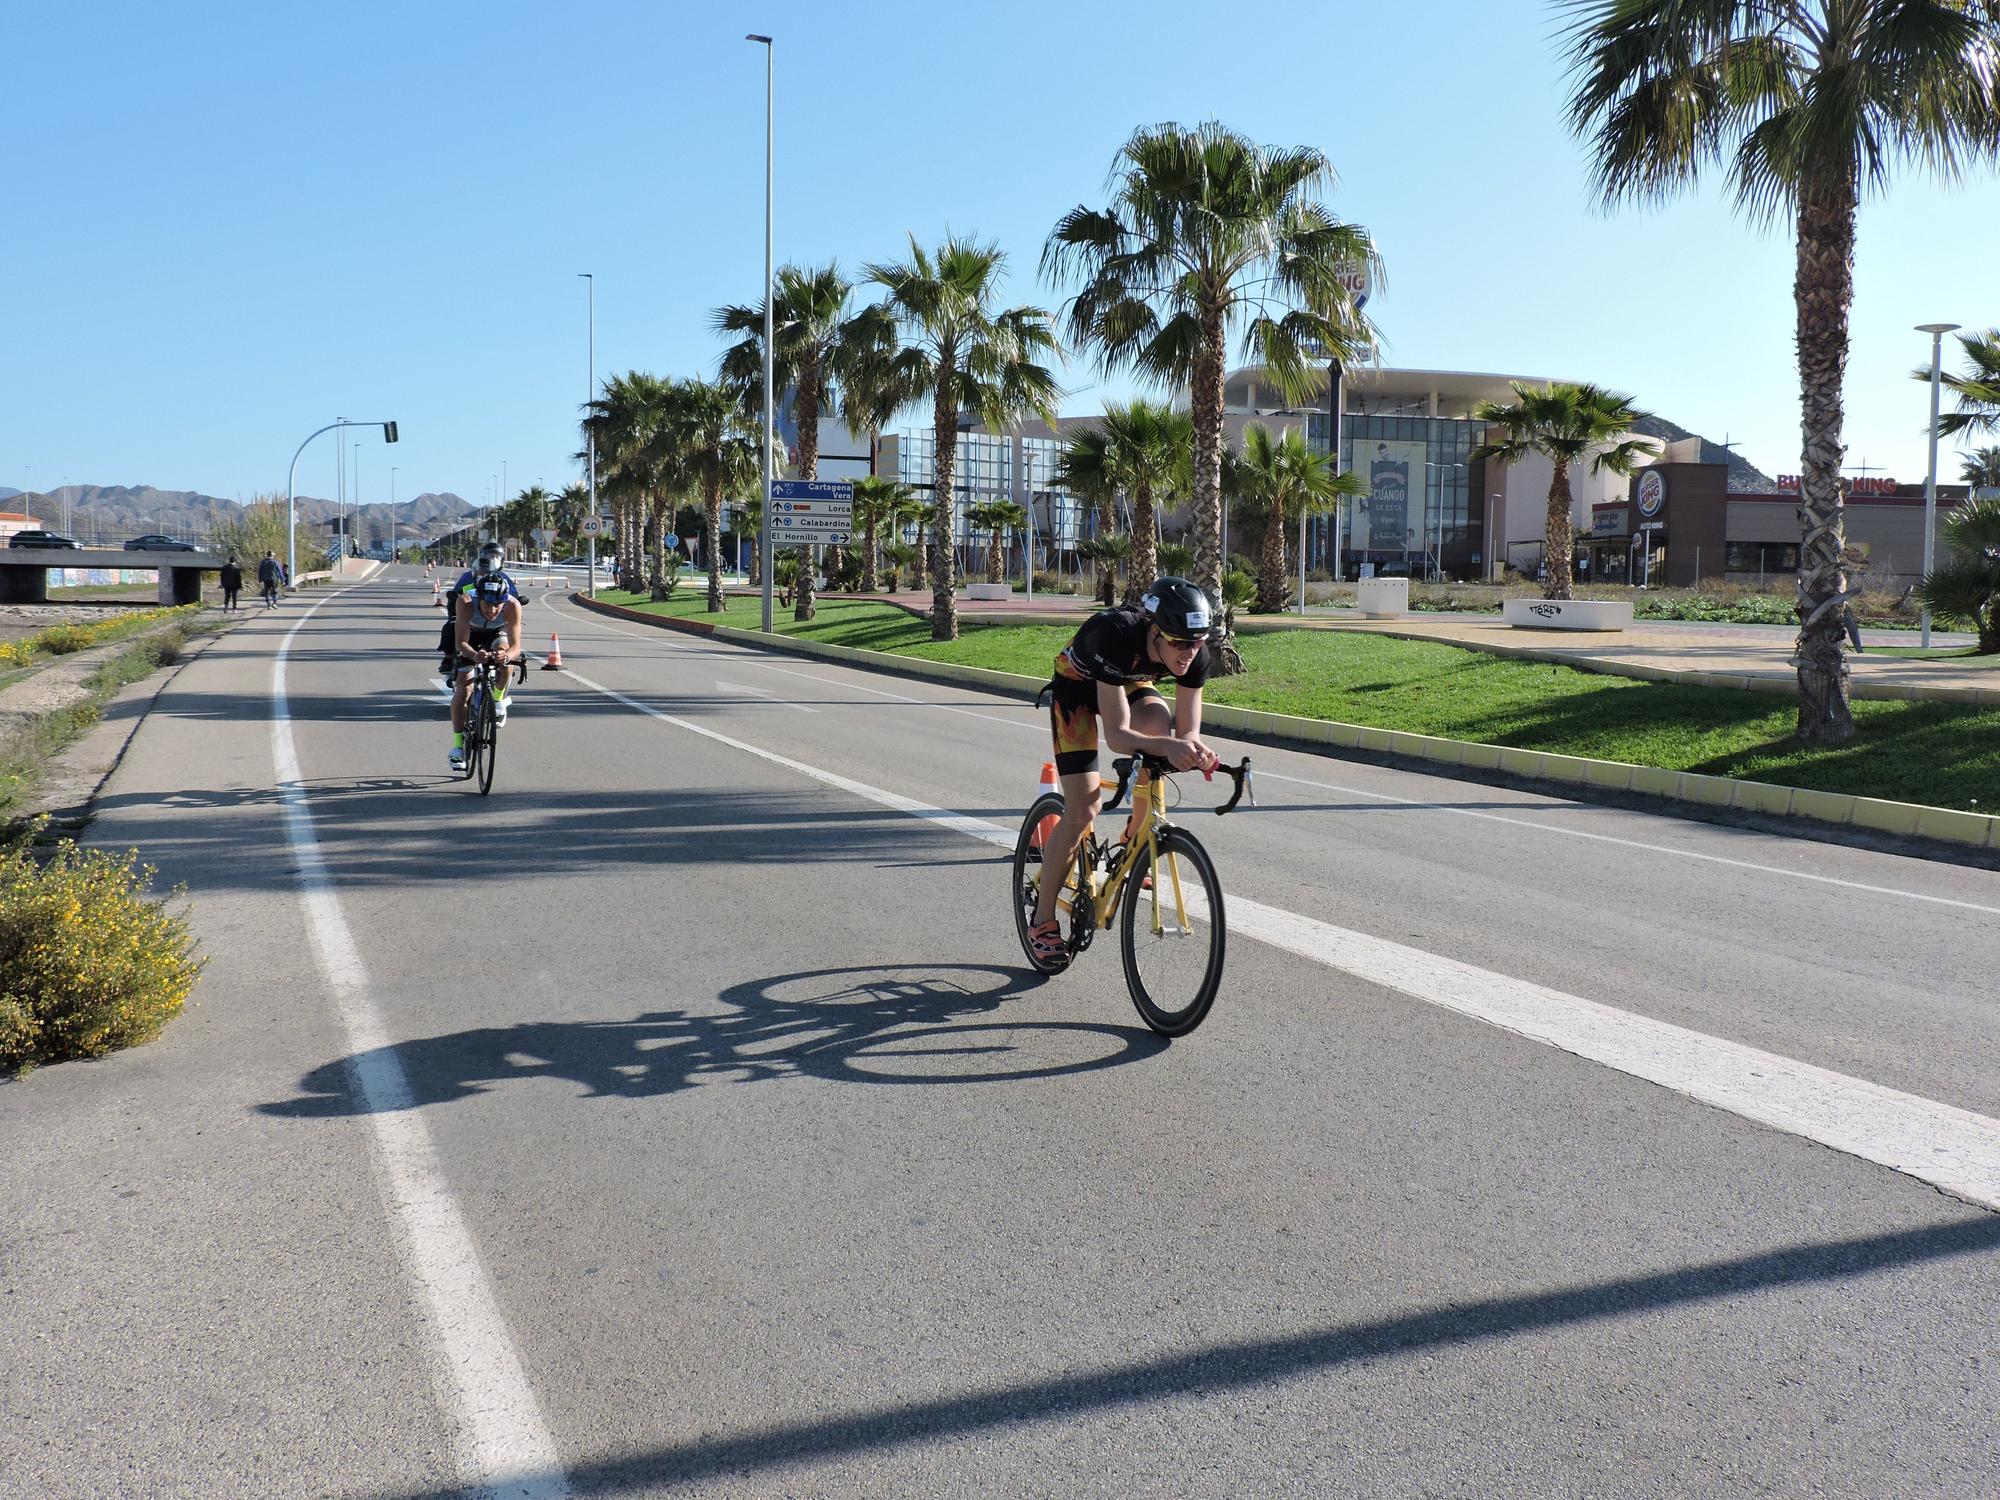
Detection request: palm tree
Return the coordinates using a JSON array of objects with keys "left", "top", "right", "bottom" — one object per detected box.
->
[
  {"left": 1469, "top": 383, "right": 1653, "bottom": 602},
  {"left": 865, "top": 234, "right": 1063, "bottom": 641},
  {"left": 1053, "top": 427, "right": 1123, "bottom": 607},
  {"left": 1077, "top": 534, "right": 1132, "bottom": 607},
  {"left": 850, "top": 475, "right": 914, "bottom": 591},
  {"left": 583, "top": 371, "right": 677, "bottom": 594},
  {"left": 715, "top": 262, "right": 888, "bottom": 622},
  {"left": 880, "top": 540, "right": 917, "bottom": 592},
  {"left": 1565, "top": 1, "right": 2000, "bottom": 742},
  {"left": 1046, "top": 120, "right": 1379, "bottom": 645},
  {"left": 1918, "top": 497, "right": 2000, "bottom": 653},
  {"left": 732, "top": 493, "right": 763, "bottom": 586},
  {"left": 1234, "top": 422, "right": 1364, "bottom": 612},
  {"left": 967, "top": 499, "right": 1029, "bottom": 584},
  {"left": 1961, "top": 446, "right": 2000, "bottom": 491},
  {"left": 553, "top": 482, "right": 590, "bottom": 555},
  {"left": 660, "top": 377, "right": 767, "bottom": 612},
  {"left": 1097, "top": 400, "right": 1191, "bottom": 605},
  {"left": 1932, "top": 330, "right": 2000, "bottom": 440}
]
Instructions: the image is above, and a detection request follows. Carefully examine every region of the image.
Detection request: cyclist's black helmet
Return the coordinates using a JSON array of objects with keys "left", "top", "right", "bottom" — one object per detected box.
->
[
  {"left": 474, "top": 575, "right": 511, "bottom": 605},
  {"left": 1140, "top": 576, "right": 1215, "bottom": 642}
]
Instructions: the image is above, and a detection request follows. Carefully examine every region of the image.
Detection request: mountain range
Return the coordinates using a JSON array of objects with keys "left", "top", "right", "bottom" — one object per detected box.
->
[{"left": 0, "top": 484, "right": 481, "bottom": 544}]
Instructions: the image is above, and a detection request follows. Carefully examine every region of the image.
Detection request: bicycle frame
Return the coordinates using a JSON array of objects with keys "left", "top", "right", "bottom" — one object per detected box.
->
[{"left": 1075, "top": 774, "right": 1189, "bottom": 939}]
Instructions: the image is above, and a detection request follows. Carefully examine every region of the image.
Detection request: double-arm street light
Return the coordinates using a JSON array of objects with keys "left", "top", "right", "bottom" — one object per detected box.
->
[
  {"left": 286, "top": 419, "right": 399, "bottom": 583},
  {"left": 1917, "top": 322, "right": 1960, "bottom": 648},
  {"left": 748, "top": 32, "right": 775, "bottom": 633},
  {"left": 581, "top": 272, "right": 599, "bottom": 597}
]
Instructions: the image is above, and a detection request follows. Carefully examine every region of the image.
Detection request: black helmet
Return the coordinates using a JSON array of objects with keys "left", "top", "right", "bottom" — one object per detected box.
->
[
  {"left": 474, "top": 575, "right": 511, "bottom": 605},
  {"left": 1140, "top": 577, "right": 1215, "bottom": 642}
]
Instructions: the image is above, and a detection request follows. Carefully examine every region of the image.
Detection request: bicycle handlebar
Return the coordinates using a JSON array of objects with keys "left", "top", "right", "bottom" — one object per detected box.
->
[{"left": 1103, "top": 754, "right": 1254, "bottom": 816}]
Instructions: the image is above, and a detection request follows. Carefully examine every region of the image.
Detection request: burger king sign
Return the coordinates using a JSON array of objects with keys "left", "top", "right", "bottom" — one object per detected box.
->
[{"left": 1635, "top": 469, "right": 1666, "bottom": 518}]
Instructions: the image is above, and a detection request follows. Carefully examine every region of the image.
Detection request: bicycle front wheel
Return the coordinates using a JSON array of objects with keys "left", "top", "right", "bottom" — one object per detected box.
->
[
  {"left": 461, "top": 687, "right": 484, "bottom": 783},
  {"left": 476, "top": 688, "right": 498, "bottom": 796},
  {"left": 1119, "top": 826, "right": 1225, "bottom": 1036}
]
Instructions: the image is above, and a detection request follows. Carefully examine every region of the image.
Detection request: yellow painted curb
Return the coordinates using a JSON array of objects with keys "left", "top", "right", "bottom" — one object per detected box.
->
[
  {"left": 1790, "top": 788, "right": 1856, "bottom": 826},
  {"left": 1851, "top": 799, "right": 1923, "bottom": 838},
  {"left": 1731, "top": 781, "right": 1795, "bottom": 816},
  {"left": 1629, "top": 766, "right": 1682, "bottom": 798}
]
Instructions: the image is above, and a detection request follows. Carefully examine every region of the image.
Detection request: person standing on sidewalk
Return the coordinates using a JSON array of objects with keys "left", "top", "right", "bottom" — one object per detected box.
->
[
  {"left": 256, "top": 551, "right": 281, "bottom": 608},
  {"left": 219, "top": 556, "right": 243, "bottom": 612}
]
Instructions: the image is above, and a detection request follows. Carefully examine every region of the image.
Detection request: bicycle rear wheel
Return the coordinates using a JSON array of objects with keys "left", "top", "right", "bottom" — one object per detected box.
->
[
  {"left": 1013, "top": 792, "right": 1089, "bottom": 972},
  {"left": 1119, "top": 826, "right": 1225, "bottom": 1036},
  {"left": 477, "top": 686, "right": 498, "bottom": 796}
]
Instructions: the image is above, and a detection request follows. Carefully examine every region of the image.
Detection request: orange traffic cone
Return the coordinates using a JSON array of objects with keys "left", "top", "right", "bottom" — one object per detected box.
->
[
  {"left": 1030, "top": 761, "right": 1059, "bottom": 851},
  {"left": 541, "top": 632, "right": 563, "bottom": 670},
  {"left": 431, "top": 580, "right": 444, "bottom": 608}
]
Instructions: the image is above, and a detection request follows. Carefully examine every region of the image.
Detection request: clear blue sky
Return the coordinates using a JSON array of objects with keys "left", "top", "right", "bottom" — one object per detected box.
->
[{"left": 4, "top": 0, "right": 1995, "bottom": 508}]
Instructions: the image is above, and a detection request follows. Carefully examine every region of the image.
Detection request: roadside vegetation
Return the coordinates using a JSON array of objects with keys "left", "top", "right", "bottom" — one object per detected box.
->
[
  {"left": 0, "top": 603, "right": 202, "bottom": 670},
  {"left": 590, "top": 592, "right": 1998, "bottom": 810},
  {"left": 0, "top": 825, "right": 204, "bottom": 1074}
]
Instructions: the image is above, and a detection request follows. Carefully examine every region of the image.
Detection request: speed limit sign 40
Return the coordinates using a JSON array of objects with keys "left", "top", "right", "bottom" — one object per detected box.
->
[{"left": 580, "top": 516, "right": 604, "bottom": 537}]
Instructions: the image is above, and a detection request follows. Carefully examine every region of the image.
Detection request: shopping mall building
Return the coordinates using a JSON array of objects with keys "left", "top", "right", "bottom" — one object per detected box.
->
[{"left": 869, "top": 365, "right": 1980, "bottom": 586}]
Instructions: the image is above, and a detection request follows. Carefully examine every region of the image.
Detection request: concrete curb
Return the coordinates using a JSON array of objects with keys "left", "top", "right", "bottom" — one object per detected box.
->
[{"left": 569, "top": 594, "right": 2000, "bottom": 851}]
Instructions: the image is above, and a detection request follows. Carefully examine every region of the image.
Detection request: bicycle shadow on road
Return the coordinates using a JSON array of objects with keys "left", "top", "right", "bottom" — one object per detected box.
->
[{"left": 260, "top": 962, "right": 1165, "bottom": 1117}]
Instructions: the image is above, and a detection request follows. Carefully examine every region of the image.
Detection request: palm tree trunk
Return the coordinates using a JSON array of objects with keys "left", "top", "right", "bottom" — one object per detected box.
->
[
  {"left": 794, "top": 363, "right": 820, "bottom": 621},
  {"left": 1257, "top": 497, "right": 1287, "bottom": 613},
  {"left": 705, "top": 482, "right": 724, "bottom": 612},
  {"left": 1190, "top": 313, "right": 1240, "bottom": 671},
  {"left": 1544, "top": 462, "right": 1576, "bottom": 602},
  {"left": 1127, "top": 483, "right": 1159, "bottom": 606},
  {"left": 1095, "top": 496, "right": 1116, "bottom": 605},
  {"left": 1791, "top": 177, "right": 1858, "bottom": 745},
  {"left": 861, "top": 519, "right": 879, "bottom": 592},
  {"left": 987, "top": 528, "right": 1004, "bottom": 584},
  {"left": 931, "top": 378, "right": 959, "bottom": 641},
  {"left": 650, "top": 496, "right": 670, "bottom": 601}
]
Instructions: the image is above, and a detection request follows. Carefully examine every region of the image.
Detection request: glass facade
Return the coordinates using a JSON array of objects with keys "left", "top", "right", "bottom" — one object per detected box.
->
[
  {"left": 1307, "top": 410, "right": 1482, "bottom": 577},
  {"left": 889, "top": 430, "right": 1083, "bottom": 559}
]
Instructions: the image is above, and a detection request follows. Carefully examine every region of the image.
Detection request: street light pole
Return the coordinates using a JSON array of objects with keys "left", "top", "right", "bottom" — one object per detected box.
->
[
  {"left": 748, "top": 32, "right": 774, "bottom": 633},
  {"left": 390, "top": 465, "right": 398, "bottom": 560},
  {"left": 1917, "top": 322, "right": 1959, "bottom": 648},
  {"left": 285, "top": 419, "right": 399, "bottom": 583},
  {"left": 581, "top": 272, "right": 598, "bottom": 598}
]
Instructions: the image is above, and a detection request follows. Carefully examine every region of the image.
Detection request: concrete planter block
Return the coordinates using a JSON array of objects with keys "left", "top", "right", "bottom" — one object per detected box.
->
[
  {"left": 1789, "top": 788, "right": 1855, "bottom": 825},
  {"left": 1355, "top": 577, "right": 1409, "bottom": 618},
  {"left": 964, "top": 582, "right": 1013, "bottom": 601},
  {"left": 1502, "top": 598, "right": 1634, "bottom": 631}
]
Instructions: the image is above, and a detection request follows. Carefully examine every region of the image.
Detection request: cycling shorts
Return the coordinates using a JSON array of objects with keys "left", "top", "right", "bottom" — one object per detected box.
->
[{"left": 1046, "top": 671, "right": 1162, "bottom": 778}]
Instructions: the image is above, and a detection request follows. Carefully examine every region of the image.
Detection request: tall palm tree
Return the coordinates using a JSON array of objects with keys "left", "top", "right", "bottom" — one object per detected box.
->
[
  {"left": 1053, "top": 426, "right": 1123, "bottom": 606},
  {"left": 1046, "top": 120, "right": 1379, "bottom": 650},
  {"left": 553, "top": 482, "right": 590, "bottom": 555},
  {"left": 1469, "top": 382, "right": 1653, "bottom": 602},
  {"left": 1932, "top": 330, "right": 2000, "bottom": 439},
  {"left": 733, "top": 493, "right": 763, "bottom": 586},
  {"left": 1234, "top": 421, "right": 1364, "bottom": 612},
  {"left": 1565, "top": 0, "right": 2000, "bottom": 742},
  {"left": 715, "top": 262, "right": 890, "bottom": 621},
  {"left": 1961, "top": 446, "right": 2000, "bottom": 490},
  {"left": 513, "top": 486, "right": 554, "bottom": 556},
  {"left": 1097, "top": 400, "right": 1191, "bottom": 604},
  {"left": 849, "top": 475, "right": 914, "bottom": 591},
  {"left": 661, "top": 377, "right": 768, "bottom": 612},
  {"left": 865, "top": 234, "right": 1063, "bottom": 641},
  {"left": 966, "top": 499, "right": 1029, "bottom": 584},
  {"left": 583, "top": 371, "right": 676, "bottom": 594}
]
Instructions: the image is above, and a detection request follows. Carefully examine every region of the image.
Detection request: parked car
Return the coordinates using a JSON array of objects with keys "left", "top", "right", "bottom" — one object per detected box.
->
[
  {"left": 124, "top": 533, "right": 196, "bottom": 551},
  {"left": 7, "top": 529, "right": 83, "bottom": 549}
]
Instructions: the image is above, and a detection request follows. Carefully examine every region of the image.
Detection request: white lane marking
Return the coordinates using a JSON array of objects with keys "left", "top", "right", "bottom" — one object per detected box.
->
[
  {"left": 276, "top": 591, "right": 570, "bottom": 1500},
  {"left": 547, "top": 595, "right": 1993, "bottom": 917},
  {"left": 1252, "top": 767, "right": 2000, "bottom": 919},
  {"left": 564, "top": 664, "right": 2000, "bottom": 1211},
  {"left": 716, "top": 679, "right": 817, "bottom": 713}
]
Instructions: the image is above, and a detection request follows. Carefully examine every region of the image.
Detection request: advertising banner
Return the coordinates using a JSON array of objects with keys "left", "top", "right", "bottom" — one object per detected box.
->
[{"left": 1359, "top": 440, "right": 1426, "bottom": 552}]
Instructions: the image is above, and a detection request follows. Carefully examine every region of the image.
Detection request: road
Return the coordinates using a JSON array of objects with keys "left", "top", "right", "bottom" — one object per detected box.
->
[{"left": 5, "top": 565, "right": 1997, "bottom": 1498}]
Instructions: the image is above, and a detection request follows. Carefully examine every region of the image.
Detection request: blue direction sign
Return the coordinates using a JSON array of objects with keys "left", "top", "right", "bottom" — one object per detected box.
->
[{"left": 770, "top": 479, "right": 854, "bottom": 504}]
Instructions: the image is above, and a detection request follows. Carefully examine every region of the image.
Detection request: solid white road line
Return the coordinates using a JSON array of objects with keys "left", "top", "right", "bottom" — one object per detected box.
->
[
  {"left": 542, "top": 593, "right": 1997, "bottom": 917},
  {"left": 276, "top": 590, "right": 570, "bottom": 1500},
  {"left": 563, "top": 664, "right": 2000, "bottom": 1212},
  {"left": 715, "top": 679, "right": 817, "bottom": 713}
]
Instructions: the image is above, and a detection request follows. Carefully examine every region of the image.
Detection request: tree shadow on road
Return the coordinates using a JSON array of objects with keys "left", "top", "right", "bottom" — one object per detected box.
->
[{"left": 260, "top": 962, "right": 1164, "bottom": 1117}]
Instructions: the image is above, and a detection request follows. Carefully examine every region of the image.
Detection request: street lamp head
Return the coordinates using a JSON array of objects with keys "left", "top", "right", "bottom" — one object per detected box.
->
[
  {"left": 1916, "top": 323, "right": 1962, "bottom": 335},
  {"left": 746, "top": 32, "right": 771, "bottom": 43}
]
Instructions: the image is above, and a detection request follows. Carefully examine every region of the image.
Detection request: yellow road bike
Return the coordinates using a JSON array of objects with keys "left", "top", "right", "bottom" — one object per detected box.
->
[{"left": 1012, "top": 753, "right": 1252, "bottom": 1037}]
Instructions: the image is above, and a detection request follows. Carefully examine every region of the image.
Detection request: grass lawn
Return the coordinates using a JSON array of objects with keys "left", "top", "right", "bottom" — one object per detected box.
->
[{"left": 593, "top": 590, "right": 2000, "bottom": 811}]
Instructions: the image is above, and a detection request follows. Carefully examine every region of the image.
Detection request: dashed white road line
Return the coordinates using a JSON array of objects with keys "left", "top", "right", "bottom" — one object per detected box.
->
[
  {"left": 276, "top": 588, "right": 570, "bottom": 1499},
  {"left": 564, "top": 662, "right": 2000, "bottom": 1212}
]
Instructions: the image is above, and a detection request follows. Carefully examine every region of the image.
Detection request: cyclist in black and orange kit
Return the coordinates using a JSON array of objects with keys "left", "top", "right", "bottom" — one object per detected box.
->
[{"left": 1027, "top": 577, "right": 1222, "bottom": 969}]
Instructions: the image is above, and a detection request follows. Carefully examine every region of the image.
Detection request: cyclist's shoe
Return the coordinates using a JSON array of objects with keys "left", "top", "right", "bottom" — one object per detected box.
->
[
  {"left": 448, "top": 745, "right": 467, "bottom": 772},
  {"left": 494, "top": 695, "right": 509, "bottom": 726},
  {"left": 1027, "top": 919, "right": 1070, "bottom": 971}
]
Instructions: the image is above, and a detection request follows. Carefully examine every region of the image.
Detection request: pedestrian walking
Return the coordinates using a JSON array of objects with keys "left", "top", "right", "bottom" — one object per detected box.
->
[
  {"left": 219, "top": 555, "right": 242, "bottom": 612},
  {"left": 256, "top": 551, "right": 281, "bottom": 608}
]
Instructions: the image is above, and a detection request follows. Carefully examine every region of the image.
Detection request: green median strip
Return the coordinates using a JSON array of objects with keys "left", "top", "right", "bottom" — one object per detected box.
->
[{"left": 584, "top": 590, "right": 2000, "bottom": 829}]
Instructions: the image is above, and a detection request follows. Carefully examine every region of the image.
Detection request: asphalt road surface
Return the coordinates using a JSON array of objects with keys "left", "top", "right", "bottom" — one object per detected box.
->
[{"left": 6, "top": 565, "right": 1997, "bottom": 1499}]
